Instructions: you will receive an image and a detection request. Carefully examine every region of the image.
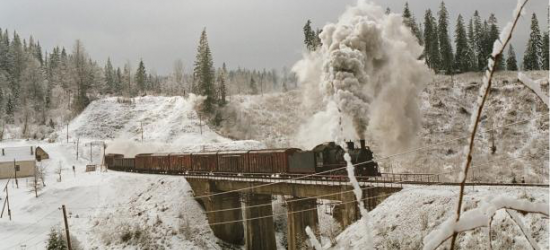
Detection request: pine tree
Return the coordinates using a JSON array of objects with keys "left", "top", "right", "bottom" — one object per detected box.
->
[
  {"left": 467, "top": 18, "right": 477, "bottom": 71},
  {"left": 71, "top": 40, "right": 91, "bottom": 112},
  {"left": 115, "top": 67, "right": 122, "bottom": 95},
  {"left": 523, "top": 13, "right": 543, "bottom": 70},
  {"left": 506, "top": 45, "right": 518, "bottom": 71},
  {"left": 437, "top": 1, "right": 453, "bottom": 74},
  {"left": 218, "top": 63, "right": 227, "bottom": 106},
  {"left": 46, "top": 227, "right": 67, "bottom": 250},
  {"left": 104, "top": 58, "right": 114, "bottom": 94},
  {"left": 543, "top": 31, "right": 549, "bottom": 70},
  {"left": 249, "top": 76, "right": 258, "bottom": 95},
  {"left": 472, "top": 11, "right": 484, "bottom": 71},
  {"left": 135, "top": 59, "right": 147, "bottom": 93},
  {"left": 6, "top": 94, "right": 13, "bottom": 123},
  {"left": 402, "top": 2, "right": 423, "bottom": 45},
  {"left": 454, "top": 15, "right": 470, "bottom": 73},
  {"left": 423, "top": 9, "right": 440, "bottom": 70},
  {"left": 193, "top": 28, "right": 216, "bottom": 114},
  {"left": 487, "top": 14, "right": 505, "bottom": 70},
  {"left": 303, "top": 20, "right": 321, "bottom": 51}
]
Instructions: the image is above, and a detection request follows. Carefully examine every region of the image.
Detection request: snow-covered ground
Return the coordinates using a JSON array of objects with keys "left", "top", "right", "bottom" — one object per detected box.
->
[{"left": 0, "top": 72, "right": 548, "bottom": 249}]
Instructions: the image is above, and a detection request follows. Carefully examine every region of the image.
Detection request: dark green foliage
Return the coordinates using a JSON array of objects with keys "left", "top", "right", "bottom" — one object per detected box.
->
[
  {"left": 193, "top": 28, "right": 216, "bottom": 114},
  {"left": 104, "top": 58, "right": 115, "bottom": 94},
  {"left": 437, "top": 1, "right": 454, "bottom": 74},
  {"left": 487, "top": 14, "right": 505, "bottom": 70},
  {"left": 249, "top": 76, "right": 258, "bottom": 95},
  {"left": 423, "top": 9, "right": 440, "bottom": 70},
  {"left": 454, "top": 15, "right": 471, "bottom": 73},
  {"left": 303, "top": 20, "right": 321, "bottom": 51},
  {"left": 402, "top": 2, "right": 423, "bottom": 45},
  {"left": 135, "top": 59, "right": 147, "bottom": 92},
  {"left": 543, "top": 31, "right": 549, "bottom": 70},
  {"left": 46, "top": 227, "right": 67, "bottom": 250},
  {"left": 506, "top": 45, "right": 518, "bottom": 71},
  {"left": 218, "top": 63, "right": 227, "bottom": 106},
  {"left": 523, "top": 13, "right": 543, "bottom": 70}
]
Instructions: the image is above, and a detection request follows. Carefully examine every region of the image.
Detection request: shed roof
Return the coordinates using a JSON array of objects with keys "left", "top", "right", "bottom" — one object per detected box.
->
[{"left": 0, "top": 146, "right": 36, "bottom": 163}]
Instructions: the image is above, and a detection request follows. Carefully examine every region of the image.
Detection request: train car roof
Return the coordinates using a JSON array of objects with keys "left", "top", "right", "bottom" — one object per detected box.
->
[
  {"left": 150, "top": 153, "right": 171, "bottom": 156},
  {"left": 248, "top": 148, "right": 301, "bottom": 154},
  {"left": 106, "top": 153, "right": 125, "bottom": 157},
  {"left": 192, "top": 152, "right": 218, "bottom": 156},
  {"left": 217, "top": 150, "right": 250, "bottom": 155}
]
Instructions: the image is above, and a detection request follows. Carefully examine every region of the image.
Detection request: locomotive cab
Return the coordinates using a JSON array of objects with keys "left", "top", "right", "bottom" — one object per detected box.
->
[{"left": 312, "top": 140, "right": 380, "bottom": 177}]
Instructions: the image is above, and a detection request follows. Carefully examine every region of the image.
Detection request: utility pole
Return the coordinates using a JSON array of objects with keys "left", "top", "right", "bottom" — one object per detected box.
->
[
  {"left": 61, "top": 205, "right": 72, "bottom": 250},
  {"left": 34, "top": 165, "right": 38, "bottom": 198},
  {"left": 76, "top": 138, "right": 79, "bottom": 160},
  {"left": 1, "top": 179, "right": 11, "bottom": 220},
  {"left": 13, "top": 159, "right": 18, "bottom": 188}
]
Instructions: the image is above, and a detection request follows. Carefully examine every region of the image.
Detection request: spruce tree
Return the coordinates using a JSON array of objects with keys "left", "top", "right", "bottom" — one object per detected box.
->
[
  {"left": 454, "top": 15, "right": 470, "bottom": 73},
  {"left": 423, "top": 9, "right": 440, "bottom": 70},
  {"left": 402, "top": 2, "right": 423, "bottom": 45},
  {"left": 543, "top": 31, "right": 549, "bottom": 70},
  {"left": 193, "top": 28, "right": 216, "bottom": 114},
  {"left": 437, "top": 2, "right": 453, "bottom": 74},
  {"left": 46, "top": 227, "right": 67, "bottom": 250},
  {"left": 487, "top": 14, "right": 505, "bottom": 70},
  {"left": 467, "top": 18, "right": 477, "bottom": 70},
  {"left": 115, "top": 68, "right": 122, "bottom": 95},
  {"left": 249, "top": 76, "right": 258, "bottom": 95},
  {"left": 506, "top": 45, "right": 518, "bottom": 71},
  {"left": 104, "top": 58, "right": 114, "bottom": 94},
  {"left": 218, "top": 63, "right": 227, "bottom": 106},
  {"left": 472, "top": 11, "right": 484, "bottom": 71},
  {"left": 135, "top": 59, "right": 147, "bottom": 92},
  {"left": 303, "top": 20, "right": 321, "bottom": 51},
  {"left": 523, "top": 13, "right": 543, "bottom": 70}
]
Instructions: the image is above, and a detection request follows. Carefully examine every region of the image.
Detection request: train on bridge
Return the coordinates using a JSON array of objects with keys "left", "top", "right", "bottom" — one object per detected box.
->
[{"left": 105, "top": 139, "right": 380, "bottom": 177}]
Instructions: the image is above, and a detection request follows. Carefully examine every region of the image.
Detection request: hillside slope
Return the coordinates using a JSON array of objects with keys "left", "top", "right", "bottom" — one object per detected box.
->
[{"left": 219, "top": 71, "right": 549, "bottom": 183}]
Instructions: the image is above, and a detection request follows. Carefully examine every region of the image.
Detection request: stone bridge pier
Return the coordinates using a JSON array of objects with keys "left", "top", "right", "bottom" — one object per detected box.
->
[{"left": 187, "top": 178, "right": 401, "bottom": 250}]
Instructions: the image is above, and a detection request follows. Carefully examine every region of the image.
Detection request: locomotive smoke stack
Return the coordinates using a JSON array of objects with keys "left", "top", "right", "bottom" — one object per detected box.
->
[
  {"left": 360, "top": 139, "right": 366, "bottom": 150},
  {"left": 346, "top": 141, "right": 355, "bottom": 150}
]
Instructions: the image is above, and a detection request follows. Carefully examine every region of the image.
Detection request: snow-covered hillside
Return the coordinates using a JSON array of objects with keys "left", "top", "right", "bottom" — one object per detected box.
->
[
  {"left": 0, "top": 72, "right": 548, "bottom": 250},
  {"left": 220, "top": 71, "right": 549, "bottom": 184}
]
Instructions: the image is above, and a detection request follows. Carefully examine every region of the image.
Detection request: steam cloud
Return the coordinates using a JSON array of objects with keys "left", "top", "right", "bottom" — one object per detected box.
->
[{"left": 293, "top": 1, "right": 431, "bottom": 155}]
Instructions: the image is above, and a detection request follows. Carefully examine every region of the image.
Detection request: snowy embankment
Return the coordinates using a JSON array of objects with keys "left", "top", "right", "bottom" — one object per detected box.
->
[
  {"left": 333, "top": 186, "right": 549, "bottom": 249},
  {"left": 1, "top": 95, "right": 263, "bottom": 249}
]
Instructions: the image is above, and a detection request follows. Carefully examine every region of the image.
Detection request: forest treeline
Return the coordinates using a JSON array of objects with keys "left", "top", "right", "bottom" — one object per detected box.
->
[{"left": 304, "top": 2, "right": 549, "bottom": 73}]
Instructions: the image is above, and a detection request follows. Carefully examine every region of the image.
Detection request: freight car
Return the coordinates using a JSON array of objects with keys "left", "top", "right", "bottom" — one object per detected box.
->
[{"left": 105, "top": 139, "right": 380, "bottom": 177}]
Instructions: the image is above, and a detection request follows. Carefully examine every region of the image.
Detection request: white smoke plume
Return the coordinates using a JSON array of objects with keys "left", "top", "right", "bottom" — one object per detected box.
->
[{"left": 293, "top": 0, "right": 431, "bottom": 155}]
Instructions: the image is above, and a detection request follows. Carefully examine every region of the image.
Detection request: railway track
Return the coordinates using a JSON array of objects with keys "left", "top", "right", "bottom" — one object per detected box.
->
[{"left": 110, "top": 168, "right": 549, "bottom": 188}]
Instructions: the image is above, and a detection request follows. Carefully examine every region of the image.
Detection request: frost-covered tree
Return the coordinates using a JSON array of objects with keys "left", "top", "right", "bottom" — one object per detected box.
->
[
  {"left": 543, "top": 31, "right": 549, "bottom": 70},
  {"left": 506, "top": 45, "right": 518, "bottom": 71},
  {"left": 466, "top": 18, "right": 477, "bottom": 70},
  {"left": 71, "top": 40, "right": 92, "bottom": 113},
  {"left": 104, "top": 58, "right": 114, "bottom": 94},
  {"left": 523, "top": 13, "right": 543, "bottom": 70},
  {"left": 402, "top": 2, "right": 423, "bottom": 45},
  {"left": 193, "top": 28, "right": 216, "bottom": 114},
  {"left": 303, "top": 20, "right": 321, "bottom": 51},
  {"left": 249, "top": 76, "right": 258, "bottom": 95},
  {"left": 217, "top": 63, "right": 227, "bottom": 106},
  {"left": 472, "top": 10, "right": 485, "bottom": 71},
  {"left": 46, "top": 227, "right": 67, "bottom": 250},
  {"left": 135, "top": 59, "right": 147, "bottom": 93},
  {"left": 423, "top": 9, "right": 440, "bottom": 70},
  {"left": 487, "top": 14, "right": 505, "bottom": 70},
  {"left": 437, "top": 1, "right": 454, "bottom": 74},
  {"left": 454, "top": 15, "right": 471, "bottom": 73}
]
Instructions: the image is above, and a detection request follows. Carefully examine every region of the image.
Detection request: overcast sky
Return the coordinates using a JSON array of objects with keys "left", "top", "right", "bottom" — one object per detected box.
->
[{"left": 0, "top": 0, "right": 546, "bottom": 74}]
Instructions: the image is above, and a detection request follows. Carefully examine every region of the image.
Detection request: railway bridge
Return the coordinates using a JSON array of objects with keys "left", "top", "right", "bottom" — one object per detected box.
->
[{"left": 185, "top": 174, "right": 412, "bottom": 250}]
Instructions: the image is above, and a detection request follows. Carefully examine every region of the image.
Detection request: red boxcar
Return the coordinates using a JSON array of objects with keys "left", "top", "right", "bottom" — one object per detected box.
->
[
  {"left": 191, "top": 152, "right": 218, "bottom": 173},
  {"left": 247, "top": 149, "right": 301, "bottom": 174},
  {"left": 167, "top": 153, "right": 192, "bottom": 174},
  {"left": 105, "top": 154, "right": 124, "bottom": 169},
  {"left": 151, "top": 153, "right": 170, "bottom": 173},
  {"left": 217, "top": 151, "right": 249, "bottom": 173},
  {"left": 135, "top": 153, "right": 153, "bottom": 172}
]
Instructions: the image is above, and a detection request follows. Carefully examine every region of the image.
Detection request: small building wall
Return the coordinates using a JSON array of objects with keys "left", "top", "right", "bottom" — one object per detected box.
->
[{"left": 0, "top": 160, "right": 35, "bottom": 179}]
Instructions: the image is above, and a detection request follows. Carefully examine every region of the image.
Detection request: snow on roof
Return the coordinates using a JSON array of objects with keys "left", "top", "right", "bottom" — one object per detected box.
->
[{"left": 0, "top": 146, "right": 36, "bottom": 163}]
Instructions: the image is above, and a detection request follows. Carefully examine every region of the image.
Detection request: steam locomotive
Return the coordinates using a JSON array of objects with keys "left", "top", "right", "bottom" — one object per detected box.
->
[{"left": 105, "top": 139, "right": 380, "bottom": 177}]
